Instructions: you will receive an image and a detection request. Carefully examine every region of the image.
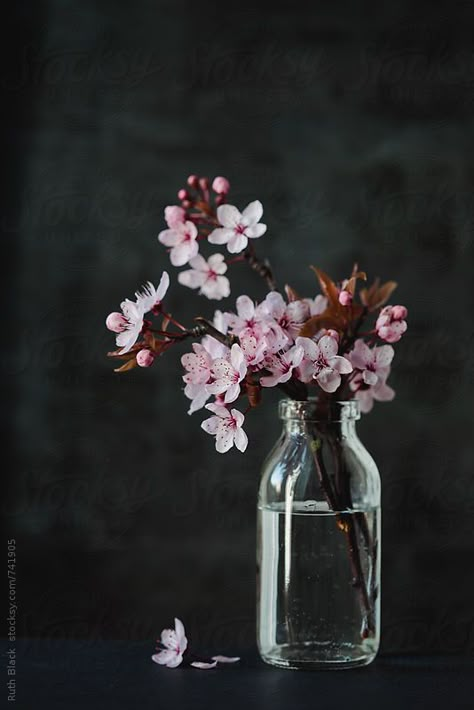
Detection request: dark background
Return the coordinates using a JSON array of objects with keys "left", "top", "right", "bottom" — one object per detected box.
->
[{"left": 4, "top": 0, "right": 474, "bottom": 655}]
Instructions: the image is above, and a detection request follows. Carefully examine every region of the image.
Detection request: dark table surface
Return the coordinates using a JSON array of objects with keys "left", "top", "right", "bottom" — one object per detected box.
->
[{"left": 3, "top": 640, "right": 473, "bottom": 710}]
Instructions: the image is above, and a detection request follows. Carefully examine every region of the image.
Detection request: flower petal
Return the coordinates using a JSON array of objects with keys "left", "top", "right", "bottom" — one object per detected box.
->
[
  {"left": 170, "top": 241, "right": 199, "bottom": 267},
  {"left": 316, "top": 369, "right": 341, "bottom": 393},
  {"left": 211, "top": 655, "right": 240, "bottom": 663},
  {"left": 174, "top": 618, "right": 187, "bottom": 653},
  {"left": 241, "top": 199, "right": 263, "bottom": 224},
  {"left": 318, "top": 335, "right": 338, "bottom": 359},
  {"left": 178, "top": 269, "right": 207, "bottom": 289},
  {"left": 233, "top": 426, "right": 248, "bottom": 452},
  {"left": 227, "top": 233, "right": 248, "bottom": 253},
  {"left": 205, "top": 403, "right": 231, "bottom": 418},
  {"left": 215, "top": 422, "right": 235, "bottom": 453},
  {"left": 201, "top": 416, "right": 220, "bottom": 435},
  {"left": 330, "top": 355, "right": 353, "bottom": 374},
  {"left": 188, "top": 254, "right": 208, "bottom": 271},
  {"left": 363, "top": 370, "right": 378, "bottom": 386},
  {"left": 217, "top": 204, "right": 241, "bottom": 228},
  {"left": 152, "top": 649, "right": 180, "bottom": 666},
  {"left": 246, "top": 222, "right": 266, "bottom": 239},
  {"left": 158, "top": 228, "right": 181, "bottom": 247},
  {"left": 375, "top": 344, "right": 394, "bottom": 368},
  {"left": 190, "top": 661, "right": 218, "bottom": 669},
  {"left": 208, "top": 227, "right": 233, "bottom": 245}
]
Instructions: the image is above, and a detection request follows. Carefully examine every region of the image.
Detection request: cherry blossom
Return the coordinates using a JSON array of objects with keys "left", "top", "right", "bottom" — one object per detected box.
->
[
  {"left": 181, "top": 343, "right": 213, "bottom": 385},
  {"left": 260, "top": 345, "right": 304, "bottom": 388},
  {"left": 158, "top": 220, "right": 199, "bottom": 266},
  {"left": 152, "top": 617, "right": 240, "bottom": 670},
  {"left": 135, "top": 272, "right": 170, "bottom": 313},
  {"left": 225, "top": 295, "right": 266, "bottom": 337},
  {"left": 114, "top": 299, "right": 146, "bottom": 355},
  {"left": 207, "top": 344, "right": 247, "bottom": 403},
  {"left": 295, "top": 335, "right": 353, "bottom": 393},
  {"left": 375, "top": 305, "right": 408, "bottom": 343},
  {"left": 201, "top": 404, "right": 248, "bottom": 453},
  {"left": 208, "top": 200, "right": 267, "bottom": 253},
  {"left": 348, "top": 339, "right": 394, "bottom": 386},
  {"left": 350, "top": 373, "right": 395, "bottom": 413},
  {"left": 152, "top": 618, "right": 188, "bottom": 668},
  {"left": 239, "top": 330, "right": 268, "bottom": 368},
  {"left": 260, "top": 292, "right": 310, "bottom": 340},
  {"left": 178, "top": 254, "right": 230, "bottom": 300}
]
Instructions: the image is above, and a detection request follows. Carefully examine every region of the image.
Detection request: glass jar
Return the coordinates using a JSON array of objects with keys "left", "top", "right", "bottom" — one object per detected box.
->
[{"left": 257, "top": 398, "right": 381, "bottom": 669}]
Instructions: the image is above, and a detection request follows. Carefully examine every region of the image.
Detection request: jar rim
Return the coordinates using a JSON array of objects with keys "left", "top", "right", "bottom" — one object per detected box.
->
[{"left": 278, "top": 398, "right": 360, "bottom": 422}]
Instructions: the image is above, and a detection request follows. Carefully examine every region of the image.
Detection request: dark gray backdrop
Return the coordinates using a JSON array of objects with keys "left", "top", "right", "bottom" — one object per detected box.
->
[{"left": 4, "top": 0, "right": 474, "bottom": 654}]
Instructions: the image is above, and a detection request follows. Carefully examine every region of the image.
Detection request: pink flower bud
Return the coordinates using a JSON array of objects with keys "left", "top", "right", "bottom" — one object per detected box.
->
[
  {"left": 338, "top": 290, "right": 353, "bottom": 306},
  {"left": 164, "top": 205, "right": 186, "bottom": 229},
  {"left": 178, "top": 189, "right": 189, "bottom": 201},
  {"left": 212, "top": 176, "right": 230, "bottom": 195},
  {"left": 187, "top": 174, "right": 199, "bottom": 188},
  {"left": 106, "top": 312, "right": 127, "bottom": 333},
  {"left": 326, "top": 329, "right": 339, "bottom": 341},
  {"left": 391, "top": 305, "right": 408, "bottom": 320},
  {"left": 198, "top": 177, "right": 210, "bottom": 191},
  {"left": 215, "top": 194, "right": 226, "bottom": 206},
  {"left": 136, "top": 349, "right": 155, "bottom": 368}
]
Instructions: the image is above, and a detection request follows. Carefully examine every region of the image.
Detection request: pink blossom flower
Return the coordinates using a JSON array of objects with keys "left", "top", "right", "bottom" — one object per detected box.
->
[
  {"left": 114, "top": 299, "right": 145, "bottom": 355},
  {"left": 212, "top": 176, "right": 230, "bottom": 194},
  {"left": 207, "top": 344, "right": 247, "bottom": 403},
  {"left": 260, "top": 344, "right": 304, "bottom": 388},
  {"left": 239, "top": 330, "right": 267, "bottom": 368},
  {"left": 164, "top": 205, "right": 186, "bottom": 229},
  {"left": 375, "top": 305, "right": 408, "bottom": 343},
  {"left": 226, "top": 295, "right": 265, "bottom": 336},
  {"left": 208, "top": 200, "right": 267, "bottom": 253},
  {"left": 295, "top": 335, "right": 353, "bottom": 393},
  {"left": 348, "top": 339, "right": 394, "bottom": 386},
  {"left": 350, "top": 373, "right": 395, "bottom": 413},
  {"left": 181, "top": 343, "right": 213, "bottom": 385},
  {"left": 178, "top": 254, "right": 230, "bottom": 300},
  {"left": 201, "top": 404, "right": 248, "bottom": 453},
  {"left": 136, "top": 349, "right": 155, "bottom": 367},
  {"left": 152, "top": 618, "right": 188, "bottom": 668},
  {"left": 107, "top": 274, "right": 169, "bottom": 355},
  {"left": 158, "top": 221, "right": 199, "bottom": 266},
  {"left": 135, "top": 272, "right": 170, "bottom": 313},
  {"left": 260, "top": 292, "right": 309, "bottom": 340}
]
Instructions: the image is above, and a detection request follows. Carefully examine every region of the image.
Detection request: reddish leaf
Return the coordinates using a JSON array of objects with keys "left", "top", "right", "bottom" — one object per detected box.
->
[
  {"left": 310, "top": 266, "right": 340, "bottom": 308},
  {"left": 360, "top": 279, "right": 397, "bottom": 310}
]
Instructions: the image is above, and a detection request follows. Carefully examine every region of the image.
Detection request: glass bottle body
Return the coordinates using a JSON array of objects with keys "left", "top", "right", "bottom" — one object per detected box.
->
[{"left": 257, "top": 399, "right": 381, "bottom": 670}]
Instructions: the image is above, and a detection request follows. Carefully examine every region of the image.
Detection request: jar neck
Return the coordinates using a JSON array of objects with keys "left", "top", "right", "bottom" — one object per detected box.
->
[{"left": 279, "top": 398, "right": 360, "bottom": 438}]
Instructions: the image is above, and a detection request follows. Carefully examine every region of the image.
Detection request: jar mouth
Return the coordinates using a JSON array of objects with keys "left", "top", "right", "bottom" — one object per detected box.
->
[{"left": 278, "top": 398, "right": 360, "bottom": 422}]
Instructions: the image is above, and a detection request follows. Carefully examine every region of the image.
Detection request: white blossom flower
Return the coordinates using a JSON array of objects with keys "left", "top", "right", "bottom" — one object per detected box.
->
[
  {"left": 158, "top": 221, "right": 199, "bottom": 266},
  {"left": 208, "top": 200, "right": 266, "bottom": 253},
  {"left": 206, "top": 344, "right": 247, "bottom": 404},
  {"left": 295, "top": 335, "right": 353, "bottom": 393},
  {"left": 152, "top": 618, "right": 188, "bottom": 668},
  {"left": 201, "top": 404, "right": 248, "bottom": 453},
  {"left": 178, "top": 254, "right": 230, "bottom": 300}
]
